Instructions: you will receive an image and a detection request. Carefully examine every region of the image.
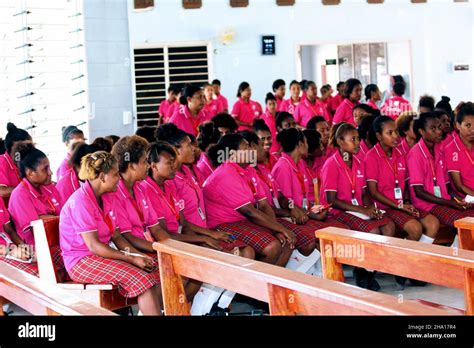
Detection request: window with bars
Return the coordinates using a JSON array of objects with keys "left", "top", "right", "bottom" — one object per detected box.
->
[{"left": 133, "top": 44, "right": 210, "bottom": 127}]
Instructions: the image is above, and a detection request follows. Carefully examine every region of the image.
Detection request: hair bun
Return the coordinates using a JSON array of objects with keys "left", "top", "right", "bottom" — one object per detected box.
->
[
  {"left": 266, "top": 92, "right": 274, "bottom": 99},
  {"left": 441, "top": 96, "right": 450, "bottom": 102},
  {"left": 6, "top": 122, "right": 17, "bottom": 133}
]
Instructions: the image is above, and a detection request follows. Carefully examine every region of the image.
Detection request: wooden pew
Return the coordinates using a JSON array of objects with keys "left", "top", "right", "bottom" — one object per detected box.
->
[
  {"left": 32, "top": 218, "right": 136, "bottom": 311},
  {"left": 0, "top": 262, "right": 115, "bottom": 315},
  {"left": 454, "top": 217, "right": 474, "bottom": 251},
  {"left": 315, "top": 227, "right": 474, "bottom": 315},
  {"left": 153, "top": 239, "right": 455, "bottom": 315}
]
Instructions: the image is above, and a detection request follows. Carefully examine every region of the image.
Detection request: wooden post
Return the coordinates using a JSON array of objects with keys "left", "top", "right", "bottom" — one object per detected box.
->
[
  {"left": 267, "top": 284, "right": 297, "bottom": 315},
  {"left": 458, "top": 228, "right": 474, "bottom": 251},
  {"left": 464, "top": 268, "right": 474, "bottom": 315},
  {"left": 157, "top": 252, "right": 190, "bottom": 315},
  {"left": 319, "top": 239, "right": 345, "bottom": 281}
]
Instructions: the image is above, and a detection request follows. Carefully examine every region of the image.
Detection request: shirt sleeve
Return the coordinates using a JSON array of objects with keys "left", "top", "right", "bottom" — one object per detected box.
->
[
  {"left": 8, "top": 190, "right": 40, "bottom": 232},
  {"left": 67, "top": 198, "right": 101, "bottom": 234},
  {"left": 216, "top": 174, "right": 253, "bottom": 210},
  {"left": 365, "top": 153, "right": 379, "bottom": 182},
  {"left": 114, "top": 198, "right": 133, "bottom": 234},
  {"left": 407, "top": 151, "right": 425, "bottom": 186},
  {"left": 444, "top": 145, "right": 461, "bottom": 173},
  {"left": 0, "top": 158, "right": 10, "bottom": 186},
  {"left": 320, "top": 160, "right": 339, "bottom": 192},
  {"left": 231, "top": 101, "right": 240, "bottom": 118},
  {"left": 271, "top": 163, "right": 294, "bottom": 202}
]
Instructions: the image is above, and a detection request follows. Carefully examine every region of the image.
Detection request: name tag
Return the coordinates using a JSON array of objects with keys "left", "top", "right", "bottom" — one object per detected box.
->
[
  {"left": 433, "top": 185, "right": 442, "bottom": 198},
  {"left": 351, "top": 198, "right": 359, "bottom": 206},
  {"left": 273, "top": 196, "right": 281, "bottom": 209},
  {"left": 197, "top": 207, "right": 206, "bottom": 221},
  {"left": 312, "top": 178, "right": 318, "bottom": 185},
  {"left": 302, "top": 198, "right": 308, "bottom": 210},
  {"left": 394, "top": 187, "right": 403, "bottom": 200}
]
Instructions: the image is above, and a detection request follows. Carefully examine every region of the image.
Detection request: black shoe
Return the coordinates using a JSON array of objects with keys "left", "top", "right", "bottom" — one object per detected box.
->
[
  {"left": 207, "top": 302, "right": 230, "bottom": 316},
  {"left": 367, "top": 272, "right": 381, "bottom": 292},
  {"left": 409, "top": 278, "right": 427, "bottom": 287},
  {"left": 353, "top": 267, "right": 370, "bottom": 289},
  {"left": 395, "top": 275, "right": 407, "bottom": 289}
]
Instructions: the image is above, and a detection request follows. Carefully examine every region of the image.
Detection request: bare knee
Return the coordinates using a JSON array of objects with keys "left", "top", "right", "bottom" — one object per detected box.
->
[
  {"left": 421, "top": 214, "right": 440, "bottom": 238},
  {"left": 403, "top": 220, "right": 423, "bottom": 240},
  {"left": 239, "top": 246, "right": 255, "bottom": 260},
  {"left": 381, "top": 221, "right": 396, "bottom": 237},
  {"left": 261, "top": 240, "right": 282, "bottom": 260}
]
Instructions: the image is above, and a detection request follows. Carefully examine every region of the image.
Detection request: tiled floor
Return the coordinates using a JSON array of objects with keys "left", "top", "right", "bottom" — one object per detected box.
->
[{"left": 6, "top": 267, "right": 464, "bottom": 315}]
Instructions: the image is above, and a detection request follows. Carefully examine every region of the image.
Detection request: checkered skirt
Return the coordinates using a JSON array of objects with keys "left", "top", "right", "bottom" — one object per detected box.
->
[
  {"left": 383, "top": 208, "right": 430, "bottom": 229},
  {"left": 332, "top": 212, "right": 392, "bottom": 232},
  {"left": 430, "top": 206, "right": 474, "bottom": 227}
]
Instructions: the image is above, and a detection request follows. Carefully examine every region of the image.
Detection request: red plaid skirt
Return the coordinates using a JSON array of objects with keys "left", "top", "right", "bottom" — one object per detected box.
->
[
  {"left": 0, "top": 245, "right": 65, "bottom": 277},
  {"left": 219, "top": 240, "right": 248, "bottom": 252},
  {"left": 215, "top": 220, "right": 277, "bottom": 254},
  {"left": 384, "top": 209, "right": 430, "bottom": 229},
  {"left": 68, "top": 255, "right": 160, "bottom": 298},
  {"left": 430, "top": 206, "right": 474, "bottom": 227},
  {"left": 332, "top": 212, "right": 392, "bottom": 232}
]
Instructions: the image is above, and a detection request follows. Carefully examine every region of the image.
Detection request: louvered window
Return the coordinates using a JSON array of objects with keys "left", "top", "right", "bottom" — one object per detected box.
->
[{"left": 133, "top": 44, "right": 210, "bottom": 127}]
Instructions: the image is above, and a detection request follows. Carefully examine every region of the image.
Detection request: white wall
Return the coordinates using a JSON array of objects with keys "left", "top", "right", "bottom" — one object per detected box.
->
[
  {"left": 83, "top": 0, "right": 134, "bottom": 140},
  {"left": 127, "top": 0, "right": 473, "bottom": 109}
]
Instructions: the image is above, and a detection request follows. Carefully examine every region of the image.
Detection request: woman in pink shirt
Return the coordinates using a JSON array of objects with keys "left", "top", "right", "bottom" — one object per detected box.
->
[
  {"left": 202, "top": 83, "right": 224, "bottom": 120},
  {"left": 436, "top": 109, "right": 455, "bottom": 151},
  {"left": 395, "top": 112, "right": 418, "bottom": 156},
  {"left": 56, "top": 143, "right": 100, "bottom": 205},
  {"left": 0, "top": 123, "right": 31, "bottom": 200},
  {"left": 212, "top": 79, "right": 229, "bottom": 113},
  {"left": 320, "top": 123, "right": 395, "bottom": 290},
  {"left": 306, "top": 116, "right": 334, "bottom": 172},
  {"left": 366, "top": 116, "right": 439, "bottom": 242},
  {"left": 445, "top": 103, "right": 474, "bottom": 198},
  {"left": 169, "top": 85, "right": 207, "bottom": 137},
  {"left": 407, "top": 112, "right": 474, "bottom": 228},
  {"left": 60, "top": 151, "right": 162, "bottom": 315},
  {"left": 7, "top": 142, "right": 65, "bottom": 274},
  {"left": 355, "top": 115, "right": 376, "bottom": 161},
  {"left": 280, "top": 80, "right": 301, "bottom": 116},
  {"left": 57, "top": 126, "right": 85, "bottom": 181},
  {"left": 0, "top": 194, "right": 34, "bottom": 272},
  {"left": 204, "top": 134, "right": 297, "bottom": 266},
  {"left": 231, "top": 82, "right": 263, "bottom": 131},
  {"left": 271, "top": 79, "right": 286, "bottom": 111},
  {"left": 329, "top": 81, "right": 345, "bottom": 117},
  {"left": 364, "top": 84, "right": 381, "bottom": 111},
  {"left": 158, "top": 85, "right": 180, "bottom": 125},
  {"left": 253, "top": 120, "right": 280, "bottom": 170},
  {"left": 333, "top": 79, "right": 362, "bottom": 125},
  {"left": 380, "top": 82, "right": 412, "bottom": 120},
  {"left": 195, "top": 123, "right": 221, "bottom": 185},
  {"left": 276, "top": 112, "right": 297, "bottom": 133},
  {"left": 260, "top": 93, "right": 280, "bottom": 155},
  {"left": 294, "top": 81, "right": 331, "bottom": 127}
]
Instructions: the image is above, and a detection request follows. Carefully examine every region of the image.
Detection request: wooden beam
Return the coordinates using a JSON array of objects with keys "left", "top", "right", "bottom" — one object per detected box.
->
[
  {"left": 134, "top": 0, "right": 154, "bottom": 10},
  {"left": 322, "top": 0, "right": 340, "bottom": 5},
  {"left": 276, "top": 0, "right": 295, "bottom": 5},
  {"left": 230, "top": 0, "right": 249, "bottom": 7},
  {"left": 183, "top": 0, "right": 202, "bottom": 9}
]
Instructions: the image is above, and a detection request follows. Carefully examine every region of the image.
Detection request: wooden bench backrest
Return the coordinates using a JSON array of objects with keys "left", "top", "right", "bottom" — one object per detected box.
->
[
  {"left": 315, "top": 227, "right": 474, "bottom": 315},
  {"left": 455, "top": 217, "right": 474, "bottom": 251},
  {"left": 153, "top": 239, "right": 453, "bottom": 316},
  {"left": 31, "top": 218, "right": 62, "bottom": 284},
  {"left": 0, "top": 262, "right": 115, "bottom": 315}
]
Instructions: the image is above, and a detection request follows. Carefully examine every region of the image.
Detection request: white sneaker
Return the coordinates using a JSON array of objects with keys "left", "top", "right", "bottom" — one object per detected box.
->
[
  {"left": 190, "top": 284, "right": 226, "bottom": 316},
  {"left": 286, "top": 249, "right": 321, "bottom": 274}
]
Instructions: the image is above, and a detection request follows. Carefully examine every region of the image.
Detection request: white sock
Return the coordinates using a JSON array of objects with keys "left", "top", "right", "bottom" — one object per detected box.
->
[
  {"left": 451, "top": 234, "right": 459, "bottom": 248},
  {"left": 137, "top": 310, "right": 143, "bottom": 316},
  {"left": 419, "top": 234, "right": 435, "bottom": 244},
  {"left": 285, "top": 249, "right": 321, "bottom": 274},
  {"left": 190, "top": 284, "right": 226, "bottom": 316},
  {"left": 310, "top": 258, "right": 323, "bottom": 277},
  {"left": 217, "top": 290, "right": 236, "bottom": 309}
]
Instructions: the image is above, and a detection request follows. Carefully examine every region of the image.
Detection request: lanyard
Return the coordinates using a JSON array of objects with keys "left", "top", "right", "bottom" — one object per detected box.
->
[
  {"left": 177, "top": 168, "right": 203, "bottom": 208},
  {"left": 464, "top": 149, "right": 474, "bottom": 166},
  {"left": 83, "top": 184, "right": 114, "bottom": 237},
  {"left": 22, "top": 181, "right": 57, "bottom": 215},
  {"left": 427, "top": 156, "right": 438, "bottom": 184},
  {"left": 228, "top": 162, "right": 258, "bottom": 199},
  {"left": 336, "top": 155, "right": 356, "bottom": 198},
  {"left": 382, "top": 154, "right": 399, "bottom": 187},
  {"left": 256, "top": 168, "right": 276, "bottom": 195},
  {"left": 156, "top": 184, "right": 180, "bottom": 221}
]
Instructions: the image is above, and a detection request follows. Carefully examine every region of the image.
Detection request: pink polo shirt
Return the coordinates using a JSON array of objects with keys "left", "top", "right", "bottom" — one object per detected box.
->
[
  {"left": 303, "top": 160, "right": 319, "bottom": 204},
  {"left": 329, "top": 93, "right": 343, "bottom": 114},
  {"left": 231, "top": 98, "right": 263, "bottom": 131},
  {"left": 255, "top": 163, "right": 280, "bottom": 207},
  {"left": 260, "top": 111, "right": 280, "bottom": 155},
  {"left": 167, "top": 165, "right": 207, "bottom": 228},
  {"left": 140, "top": 176, "right": 183, "bottom": 234},
  {"left": 407, "top": 139, "right": 450, "bottom": 212},
  {"left": 280, "top": 98, "right": 301, "bottom": 115},
  {"left": 333, "top": 99, "right": 359, "bottom": 125},
  {"left": 56, "top": 153, "right": 71, "bottom": 181},
  {"left": 440, "top": 132, "right": 456, "bottom": 153},
  {"left": 294, "top": 98, "right": 331, "bottom": 127},
  {"left": 444, "top": 133, "right": 474, "bottom": 197},
  {"left": 203, "top": 99, "right": 224, "bottom": 120},
  {"left": 8, "top": 179, "right": 62, "bottom": 246},
  {"left": 108, "top": 179, "right": 159, "bottom": 239},
  {"left": 169, "top": 104, "right": 208, "bottom": 137},
  {"left": 367, "top": 100, "right": 379, "bottom": 110},
  {"left": 0, "top": 152, "right": 21, "bottom": 188},
  {"left": 59, "top": 181, "right": 117, "bottom": 272},
  {"left": 56, "top": 168, "right": 80, "bottom": 205},
  {"left": 275, "top": 95, "right": 284, "bottom": 112},
  {"left": 319, "top": 150, "right": 366, "bottom": 215},
  {"left": 0, "top": 198, "right": 12, "bottom": 245},
  {"left": 397, "top": 137, "right": 414, "bottom": 157},
  {"left": 380, "top": 96, "right": 412, "bottom": 120},
  {"left": 365, "top": 143, "right": 407, "bottom": 209},
  {"left": 271, "top": 153, "right": 309, "bottom": 209},
  {"left": 203, "top": 162, "right": 266, "bottom": 228},
  {"left": 216, "top": 94, "right": 229, "bottom": 111},
  {"left": 196, "top": 153, "right": 214, "bottom": 184},
  {"left": 159, "top": 99, "right": 179, "bottom": 123}
]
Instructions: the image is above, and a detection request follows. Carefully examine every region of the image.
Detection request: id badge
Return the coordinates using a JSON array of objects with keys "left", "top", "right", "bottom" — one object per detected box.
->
[
  {"left": 312, "top": 178, "right": 319, "bottom": 185},
  {"left": 197, "top": 207, "right": 206, "bottom": 221},
  {"left": 143, "top": 229, "right": 154, "bottom": 242},
  {"left": 433, "top": 185, "right": 442, "bottom": 198},
  {"left": 351, "top": 198, "right": 359, "bottom": 206},
  {"left": 302, "top": 198, "right": 308, "bottom": 210},
  {"left": 272, "top": 196, "right": 281, "bottom": 209},
  {"left": 394, "top": 187, "right": 403, "bottom": 200}
]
